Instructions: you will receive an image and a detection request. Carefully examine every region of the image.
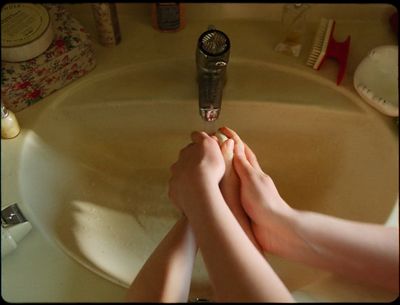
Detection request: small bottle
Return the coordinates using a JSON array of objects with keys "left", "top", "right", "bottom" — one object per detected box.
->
[
  {"left": 274, "top": 3, "right": 310, "bottom": 57},
  {"left": 91, "top": 3, "right": 121, "bottom": 46},
  {"left": 1, "top": 222, "right": 32, "bottom": 258},
  {"left": 1, "top": 102, "right": 20, "bottom": 139},
  {"left": 152, "top": 3, "right": 185, "bottom": 32}
]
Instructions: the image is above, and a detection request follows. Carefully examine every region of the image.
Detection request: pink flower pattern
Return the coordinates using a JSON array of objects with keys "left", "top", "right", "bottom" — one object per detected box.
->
[{"left": 1, "top": 4, "right": 96, "bottom": 112}]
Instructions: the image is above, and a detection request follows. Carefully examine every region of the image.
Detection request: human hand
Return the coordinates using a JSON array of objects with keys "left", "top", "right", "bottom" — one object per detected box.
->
[
  {"left": 168, "top": 131, "right": 225, "bottom": 214},
  {"left": 218, "top": 127, "right": 295, "bottom": 253}
]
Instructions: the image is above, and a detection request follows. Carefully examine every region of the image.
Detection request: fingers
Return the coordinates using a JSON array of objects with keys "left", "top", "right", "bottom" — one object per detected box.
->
[
  {"left": 191, "top": 130, "right": 221, "bottom": 145},
  {"left": 211, "top": 135, "right": 219, "bottom": 142},
  {"left": 190, "top": 131, "right": 208, "bottom": 143},
  {"left": 187, "top": 128, "right": 261, "bottom": 178}
]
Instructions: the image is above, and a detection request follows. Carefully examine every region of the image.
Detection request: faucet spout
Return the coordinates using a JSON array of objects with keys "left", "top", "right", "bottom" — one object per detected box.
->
[
  {"left": 196, "top": 28, "right": 230, "bottom": 122},
  {"left": 199, "top": 106, "right": 220, "bottom": 122}
]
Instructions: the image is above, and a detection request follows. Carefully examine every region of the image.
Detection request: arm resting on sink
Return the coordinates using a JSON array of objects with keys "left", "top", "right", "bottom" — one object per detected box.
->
[{"left": 126, "top": 216, "right": 197, "bottom": 302}]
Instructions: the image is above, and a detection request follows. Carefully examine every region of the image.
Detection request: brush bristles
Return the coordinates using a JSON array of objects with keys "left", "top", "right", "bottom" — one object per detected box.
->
[{"left": 306, "top": 18, "right": 334, "bottom": 69}]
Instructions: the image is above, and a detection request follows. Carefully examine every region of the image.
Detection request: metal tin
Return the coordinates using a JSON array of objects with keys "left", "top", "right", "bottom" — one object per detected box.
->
[{"left": 1, "top": 4, "right": 54, "bottom": 62}]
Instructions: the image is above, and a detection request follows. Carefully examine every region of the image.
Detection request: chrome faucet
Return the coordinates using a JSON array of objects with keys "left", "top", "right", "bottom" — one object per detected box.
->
[{"left": 196, "top": 27, "right": 230, "bottom": 122}]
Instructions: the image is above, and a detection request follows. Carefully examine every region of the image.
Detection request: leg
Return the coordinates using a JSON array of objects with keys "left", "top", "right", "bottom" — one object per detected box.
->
[{"left": 218, "top": 136, "right": 262, "bottom": 251}]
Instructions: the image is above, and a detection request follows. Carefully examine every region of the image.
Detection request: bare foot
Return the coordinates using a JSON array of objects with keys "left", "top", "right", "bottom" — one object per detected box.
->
[{"left": 216, "top": 130, "right": 262, "bottom": 252}]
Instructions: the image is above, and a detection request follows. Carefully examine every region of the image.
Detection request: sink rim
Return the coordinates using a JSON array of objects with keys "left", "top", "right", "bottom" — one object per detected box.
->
[{"left": 8, "top": 56, "right": 399, "bottom": 296}]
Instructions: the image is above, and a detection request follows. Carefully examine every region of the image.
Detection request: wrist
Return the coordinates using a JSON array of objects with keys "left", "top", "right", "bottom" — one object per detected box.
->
[
  {"left": 182, "top": 183, "right": 223, "bottom": 219},
  {"left": 177, "top": 179, "right": 221, "bottom": 215}
]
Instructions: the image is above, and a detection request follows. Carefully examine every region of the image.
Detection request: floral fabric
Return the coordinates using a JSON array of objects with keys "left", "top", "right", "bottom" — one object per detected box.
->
[{"left": 1, "top": 4, "right": 96, "bottom": 112}]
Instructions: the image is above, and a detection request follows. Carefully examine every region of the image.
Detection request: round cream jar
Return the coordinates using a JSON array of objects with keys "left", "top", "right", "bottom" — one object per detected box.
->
[{"left": 1, "top": 3, "right": 54, "bottom": 62}]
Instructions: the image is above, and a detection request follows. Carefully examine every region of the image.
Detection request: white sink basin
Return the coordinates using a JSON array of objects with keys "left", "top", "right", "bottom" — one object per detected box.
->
[{"left": 16, "top": 58, "right": 398, "bottom": 299}]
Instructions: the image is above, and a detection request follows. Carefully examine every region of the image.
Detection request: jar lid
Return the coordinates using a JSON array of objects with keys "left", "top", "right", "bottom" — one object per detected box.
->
[{"left": 1, "top": 4, "right": 54, "bottom": 62}]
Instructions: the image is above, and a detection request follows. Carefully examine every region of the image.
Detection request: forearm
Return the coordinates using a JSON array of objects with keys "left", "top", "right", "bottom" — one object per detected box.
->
[
  {"left": 126, "top": 216, "right": 197, "bottom": 302},
  {"left": 185, "top": 184, "right": 293, "bottom": 302},
  {"left": 271, "top": 209, "right": 399, "bottom": 291}
]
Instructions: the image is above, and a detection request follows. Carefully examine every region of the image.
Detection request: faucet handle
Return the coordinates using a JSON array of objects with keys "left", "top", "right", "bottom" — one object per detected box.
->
[{"left": 1, "top": 203, "right": 28, "bottom": 228}]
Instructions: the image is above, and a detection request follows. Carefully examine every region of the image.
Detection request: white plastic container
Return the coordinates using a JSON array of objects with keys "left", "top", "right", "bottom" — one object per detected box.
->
[
  {"left": 1, "top": 223, "right": 33, "bottom": 258},
  {"left": 353, "top": 45, "right": 398, "bottom": 117},
  {"left": 1, "top": 3, "right": 54, "bottom": 62}
]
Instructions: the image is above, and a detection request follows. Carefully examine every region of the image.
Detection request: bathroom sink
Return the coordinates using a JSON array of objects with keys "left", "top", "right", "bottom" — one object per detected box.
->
[{"left": 16, "top": 57, "right": 398, "bottom": 299}]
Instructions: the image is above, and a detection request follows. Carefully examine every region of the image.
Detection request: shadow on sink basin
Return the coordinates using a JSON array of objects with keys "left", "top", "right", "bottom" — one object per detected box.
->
[{"left": 18, "top": 58, "right": 398, "bottom": 298}]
